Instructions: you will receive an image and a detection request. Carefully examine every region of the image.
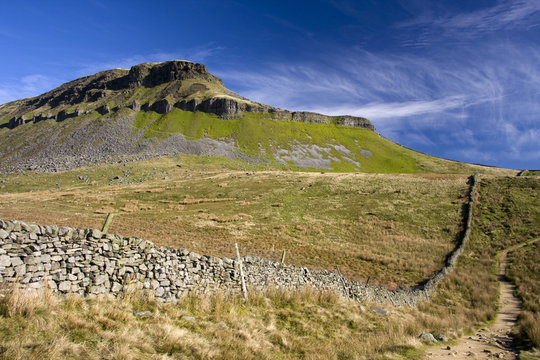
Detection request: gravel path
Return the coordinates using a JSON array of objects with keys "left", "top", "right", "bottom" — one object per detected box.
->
[{"left": 426, "top": 238, "right": 539, "bottom": 359}]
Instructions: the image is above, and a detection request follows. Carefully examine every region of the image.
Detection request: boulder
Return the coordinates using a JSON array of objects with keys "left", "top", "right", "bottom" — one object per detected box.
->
[
  {"left": 129, "top": 100, "right": 141, "bottom": 112},
  {"left": 197, "top": 97, "right": 243, "bottom": 118},
  {"left": 419, "top": 333, "right": 437, "bottom": 342},
  {"left": 151, "top": 99, "right": 172, "bottom": 114},
  {"left": 97, "top": 105, "right": 110, "bottom": 115}
]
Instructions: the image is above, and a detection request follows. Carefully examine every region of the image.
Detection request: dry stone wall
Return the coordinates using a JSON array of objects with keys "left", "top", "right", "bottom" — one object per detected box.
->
[{"left": 0, "top": 175, "right": 477, "bottom": 306}]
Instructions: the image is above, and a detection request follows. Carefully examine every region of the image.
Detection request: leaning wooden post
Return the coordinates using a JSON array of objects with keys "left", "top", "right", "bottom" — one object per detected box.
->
[
  {"left": 235, "top": 243, "right": 248, "bottom": 301},
  {"left": 280, "top": 249, "right": 287, "bottom": 264},
  {"left": 336, "top": 266, "right": 348, "bottom": 295},
  {"left": 101, "top": 213, "right": 115, "bottom": 233}
]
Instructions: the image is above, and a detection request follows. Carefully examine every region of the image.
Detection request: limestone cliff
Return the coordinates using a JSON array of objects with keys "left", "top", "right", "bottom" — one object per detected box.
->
[{"left": 0, "top": 60, "right": 375, "bottom": 132}]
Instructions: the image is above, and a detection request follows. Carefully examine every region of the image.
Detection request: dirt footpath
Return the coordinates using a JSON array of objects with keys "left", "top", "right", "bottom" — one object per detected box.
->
[{"left": 426, "top": 239, "right": 539, "bottom": 360}]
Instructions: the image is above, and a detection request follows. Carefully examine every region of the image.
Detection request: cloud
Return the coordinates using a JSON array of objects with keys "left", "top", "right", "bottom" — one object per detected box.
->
[
  {"left": 439, "top": 0, "right": 540, "bottom": 32},
  {"left": 0, "top": 74, "right": 61, "bottom": 104},
  {"left": 76, "top": 46, "right": 224, "bottom": 77},
  {"left": 397, "top": 0, "right": 540, "bottom": 41},
  {"left": 217, "top": 40, "right": 540, "bottom": 168},
  {"left": 307, "top": 96, "right": 466, "bottom": 120}
]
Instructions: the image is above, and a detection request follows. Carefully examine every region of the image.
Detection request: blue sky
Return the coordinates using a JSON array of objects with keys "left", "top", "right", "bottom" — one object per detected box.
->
[{"left": 1, "top": 0, "right": 539, "bottom": 169}]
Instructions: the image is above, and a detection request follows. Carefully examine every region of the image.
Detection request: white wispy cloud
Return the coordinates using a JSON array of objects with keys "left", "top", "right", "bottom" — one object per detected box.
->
[
  {"left": 438, "top": 0, "right": 540, "bottom": 33},
  {"left": 0, "top": 74, "right": 61, "bottom": 104},
  {"left": 217, "top": 39, "right": 540, "bottom": 168},
  {"left": 307, "top": 96, "right": 466, "bottom": 120},
  {"left": 396, "top": 0, "right": 540, "bottom": 43},
  {"left": 76, "top": 46, "right": 224, "bottom": 77}
]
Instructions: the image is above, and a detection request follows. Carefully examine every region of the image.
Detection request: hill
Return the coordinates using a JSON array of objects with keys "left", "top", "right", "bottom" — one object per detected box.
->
[{"left": 0, "top": 60, "right": 512, "bottom": 175}]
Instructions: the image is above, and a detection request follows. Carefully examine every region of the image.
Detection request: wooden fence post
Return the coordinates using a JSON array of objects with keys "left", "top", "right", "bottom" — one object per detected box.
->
[
  {"left": 235, "top": 243, "right": 248, "bottom": 301},
  {"left": 101, "top": 213, "right": 115, "bottom": 233},
  {"left": 336, "top": 266, "right": 348, "bottom": 294},
  {"left": 280, "top": 249, "right": 287, "bottom": 264}
]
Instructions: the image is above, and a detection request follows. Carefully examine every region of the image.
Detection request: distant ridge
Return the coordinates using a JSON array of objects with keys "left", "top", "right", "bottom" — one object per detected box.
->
[{"left": 0, "top": 60, "right": 374, "bottom": 131}]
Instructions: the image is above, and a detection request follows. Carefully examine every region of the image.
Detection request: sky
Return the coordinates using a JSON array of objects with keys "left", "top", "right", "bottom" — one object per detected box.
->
[{"left": 0, "top": 0, "right": 539, "bottom": 169}]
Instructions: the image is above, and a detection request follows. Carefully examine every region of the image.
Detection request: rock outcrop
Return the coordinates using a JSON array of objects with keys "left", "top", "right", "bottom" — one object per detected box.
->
[{"left": 0, "top": 60, "right": 376, "bottom": 132}]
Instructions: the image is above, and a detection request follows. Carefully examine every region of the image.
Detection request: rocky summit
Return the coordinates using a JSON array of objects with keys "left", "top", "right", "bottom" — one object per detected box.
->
[
  {"left": 0, "top": 60, "right": 387, "bottom": 173},
  {"left": 0, "top": 61, "right": 498, "bottom": 174},
  {"left": 0, "top": 60, "right": 374, "bottom": 129}
]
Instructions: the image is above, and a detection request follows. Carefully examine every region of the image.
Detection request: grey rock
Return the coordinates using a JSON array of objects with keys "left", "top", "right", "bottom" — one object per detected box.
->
[
  {"left": 28, "top": 282, "right": 42, "bottom": 289},
  {"left": 134, "top": 311, "right": 153, "bottom": 318},
  {"left": 58, "top": 281, "right": 72, "bottom": 292},
  {"left": 14, "top": 264, "right": 26, "bottom": 276},
  {"left": 437, "top": 334, "right": 448, "bottom": 342},
  {"left": 88, "top": 229, "right": 103, "bottom": 239},
  {"left": 129, "top": 100, "right": 141, "bottom": 112},
  {"left": 90, "top": 285, "right": 105, "bottom": 294},
  {"left": 111, "top": 282, "right": 122, "bottom": 292},
  {"left": 24, "top": 255, "right": 37, "bottom": 265},
  {"left": 0, "top": 229, "right": 9, "bottom": 239},
  {"left": 419, "top": 333, "right": 437, "bottom": 342},
  {"left": 151, "top": 99, "right": 172, "bottom": 114},
  {"left": 155, "top": 286, "right": 165, "bottom": 297},
  {"left": 0, "top": 255, "right": 10, "bottom": 267},
  {"left": 371, "top": 307, "right": 387, "bottom": 315},
  {"left": 94, "top": 274, "right": 108, "bottom": 285},
  {"left": 47, "top": 279, "right": 58, "bottom": 290}
]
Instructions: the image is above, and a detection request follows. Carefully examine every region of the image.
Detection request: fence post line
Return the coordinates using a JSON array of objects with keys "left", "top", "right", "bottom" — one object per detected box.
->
[
  {"left": 235, "top": 243, "right": 248, "bottom": 301},
  {"left": 101, "top": 213, "right": 115, "bottom": 233}
]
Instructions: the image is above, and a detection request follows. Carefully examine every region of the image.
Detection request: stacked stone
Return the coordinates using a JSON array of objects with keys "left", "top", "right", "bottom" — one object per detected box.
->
[{"left": 0, "top": 219, "right": 245, "bottom": 301}]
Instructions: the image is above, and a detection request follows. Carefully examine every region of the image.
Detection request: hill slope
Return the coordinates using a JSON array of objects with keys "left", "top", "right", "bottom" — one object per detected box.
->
[{"left": 0, "top": 60, "right": 511, "bottom": 174}]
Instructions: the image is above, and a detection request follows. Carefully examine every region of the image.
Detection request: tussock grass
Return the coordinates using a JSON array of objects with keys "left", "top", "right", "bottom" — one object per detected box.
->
[{"left": 0, "top": 285, "right": 431, "bottom": 359}]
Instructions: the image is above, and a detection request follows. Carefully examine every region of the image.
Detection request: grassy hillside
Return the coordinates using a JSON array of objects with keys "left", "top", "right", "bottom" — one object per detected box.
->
[
  {"left": 132, "top": 109, "right": 512, "bottom": 174},
  {"left": 421, "top": 176, "right": 540, "bottom": 359},
  {"left": 0, "top": 107, "right": 515, "bottom": 175}
]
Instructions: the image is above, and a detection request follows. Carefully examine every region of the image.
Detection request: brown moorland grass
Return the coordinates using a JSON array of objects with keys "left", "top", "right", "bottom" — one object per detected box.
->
[
  {"left": 0, "top": 170, "right": 538, "bottom": 359},
  {"left": 0, "top": 285, "right": 431, "bottom": 360},
  {"left": 0, "top": 156, "right": 471, "bottom": 286}
]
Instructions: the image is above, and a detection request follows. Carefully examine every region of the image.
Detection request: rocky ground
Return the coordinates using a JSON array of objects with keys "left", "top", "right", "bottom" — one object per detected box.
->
[{"left": 0, "top": 114, "right": 255, "bottom": 174}]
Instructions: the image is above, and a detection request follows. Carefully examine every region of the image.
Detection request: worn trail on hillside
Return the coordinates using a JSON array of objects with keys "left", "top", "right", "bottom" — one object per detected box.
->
[{"left": 426, "top": 238, "right": 540, "bottom": 360}]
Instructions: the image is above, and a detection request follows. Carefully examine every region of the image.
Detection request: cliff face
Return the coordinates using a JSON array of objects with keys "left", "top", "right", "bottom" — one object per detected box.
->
[{"left": 0, "top": 60, "right": 375, "bottom": 132}]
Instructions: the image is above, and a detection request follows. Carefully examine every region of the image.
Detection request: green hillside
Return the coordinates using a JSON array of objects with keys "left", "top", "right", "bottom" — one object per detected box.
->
[{"left": 132, "top": 108, "right": 511, "bottom": 174}]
